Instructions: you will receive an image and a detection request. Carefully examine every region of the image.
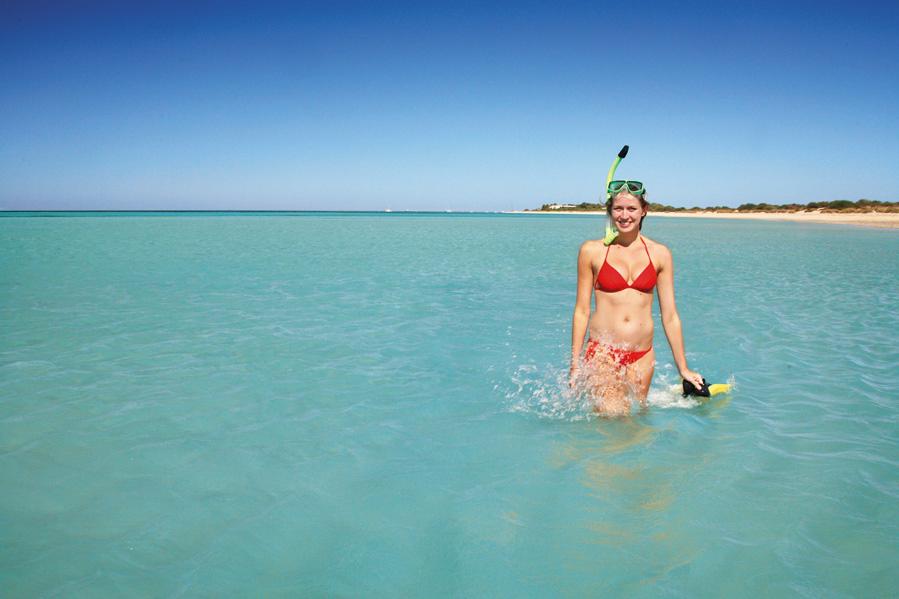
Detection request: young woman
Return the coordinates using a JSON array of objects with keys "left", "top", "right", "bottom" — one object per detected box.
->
[{"left": 570, "top": 182, "right": 703, "bottom": 416}]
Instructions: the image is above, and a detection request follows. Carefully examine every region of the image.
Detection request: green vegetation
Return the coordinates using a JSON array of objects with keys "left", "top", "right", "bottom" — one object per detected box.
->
[{"left": 535, "top": 199, "right": 899, "bottom": 213}]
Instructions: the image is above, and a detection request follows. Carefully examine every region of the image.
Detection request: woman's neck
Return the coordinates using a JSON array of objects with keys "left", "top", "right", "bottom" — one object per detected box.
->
[{"left": 615, "top": 229, "right": 640, "bottom": 247}]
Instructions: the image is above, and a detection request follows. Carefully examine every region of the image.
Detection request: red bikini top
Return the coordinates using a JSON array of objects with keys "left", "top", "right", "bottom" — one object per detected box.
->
[{"left": 594, "top": 237, "right": 657, "bottom": 293}]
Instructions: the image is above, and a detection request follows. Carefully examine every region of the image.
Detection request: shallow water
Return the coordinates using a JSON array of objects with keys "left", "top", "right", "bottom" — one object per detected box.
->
[{"left": 2, "top": 212, "right": 897, "bottom": 596}]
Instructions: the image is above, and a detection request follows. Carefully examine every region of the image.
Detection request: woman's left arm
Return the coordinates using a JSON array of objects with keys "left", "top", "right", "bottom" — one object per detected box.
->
[{"left": 655, "top": 245, "right": 704, "bottom": 388}]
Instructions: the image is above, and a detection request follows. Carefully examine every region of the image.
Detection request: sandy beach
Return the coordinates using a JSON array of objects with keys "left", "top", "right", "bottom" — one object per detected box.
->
[{"left": 510, "top": 210, "right": 899, "bottom": 229}]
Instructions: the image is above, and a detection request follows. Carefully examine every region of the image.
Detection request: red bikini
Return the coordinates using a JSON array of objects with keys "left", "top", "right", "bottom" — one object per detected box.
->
[
  {"left": 586, "top": 237, "right": 657, "bottom": 367},
  {"left": 584, "top": 339, "right": 652, "bottom": 367},
  {"left": 594, "top": 237, "right": 657, "bottom": 293}
]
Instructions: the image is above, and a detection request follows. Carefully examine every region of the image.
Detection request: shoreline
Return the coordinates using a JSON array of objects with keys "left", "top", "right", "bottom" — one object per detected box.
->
[{"left": 506, "top": 210, "right": 899, "bottom": 229}]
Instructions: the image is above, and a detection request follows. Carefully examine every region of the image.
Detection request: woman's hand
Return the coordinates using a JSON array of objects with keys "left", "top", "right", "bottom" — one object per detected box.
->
[
  {"left": 680, "top": 368, "right": 704, "bottom": 389},
  {"left": 569, "top": 363, "right": 580, "bottom": 389}
]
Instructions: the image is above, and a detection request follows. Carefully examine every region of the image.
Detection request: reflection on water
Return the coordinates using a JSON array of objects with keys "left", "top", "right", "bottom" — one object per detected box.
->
[
  {"left": 594, "top": 419, "right": 661, "bottom": 454},
  {"left": 549, "top": 419, "right": 660, "bottom": 465},
  {"left": 584, "top": 520, "right": 635, "bottom": 546}
]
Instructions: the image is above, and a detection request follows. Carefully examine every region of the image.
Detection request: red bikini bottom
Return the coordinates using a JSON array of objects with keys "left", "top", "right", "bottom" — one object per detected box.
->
[{"left": 584, "top": 339, "right": 652, "bottom": 367}]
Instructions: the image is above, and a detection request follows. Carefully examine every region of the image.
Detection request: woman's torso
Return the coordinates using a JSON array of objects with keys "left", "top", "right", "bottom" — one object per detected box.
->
[{"left": 588, "top": 236, "right": 658, "bottom": 349}]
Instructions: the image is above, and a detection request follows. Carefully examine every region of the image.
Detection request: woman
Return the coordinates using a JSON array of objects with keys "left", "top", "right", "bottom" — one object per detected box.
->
[{"left": 570, "top": 181, "right": 704, "bottom": 416}]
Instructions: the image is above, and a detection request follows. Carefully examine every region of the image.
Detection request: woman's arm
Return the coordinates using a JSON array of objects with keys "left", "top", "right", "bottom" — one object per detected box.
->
[
  {"left": 570, "top": 242, "right": 595, "bottom": 382},
  {"left": 655, "top": 245, "right": 704, "bottom": 388}
]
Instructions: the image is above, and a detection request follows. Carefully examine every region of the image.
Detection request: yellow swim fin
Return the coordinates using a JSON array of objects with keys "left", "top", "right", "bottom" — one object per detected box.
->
[
  {"left": 708, "top": 384, "right": 731, "bottom": 396},
  {"left": 683, "top": 379, "right": 733, "bottom": 398}
]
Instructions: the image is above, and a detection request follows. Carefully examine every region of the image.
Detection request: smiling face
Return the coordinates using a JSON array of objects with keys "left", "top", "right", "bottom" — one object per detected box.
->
[{"left": 608, "top": 192, "right": 647, "bottom": 233}]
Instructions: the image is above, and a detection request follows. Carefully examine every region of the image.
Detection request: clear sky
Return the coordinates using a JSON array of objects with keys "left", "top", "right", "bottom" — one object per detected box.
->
[{"left": 1, "top": 0, "right": 897, "bottom": 211}]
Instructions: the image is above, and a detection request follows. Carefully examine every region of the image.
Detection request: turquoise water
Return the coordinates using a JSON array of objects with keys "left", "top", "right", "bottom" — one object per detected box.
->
[{"left": 2, "top": 212, "right": 897, "bottom": 596}]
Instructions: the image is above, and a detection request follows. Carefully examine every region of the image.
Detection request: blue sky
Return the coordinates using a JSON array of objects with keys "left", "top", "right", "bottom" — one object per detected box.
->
[{"left": 1, "top": 0, "right": 897, "bottom": 210}]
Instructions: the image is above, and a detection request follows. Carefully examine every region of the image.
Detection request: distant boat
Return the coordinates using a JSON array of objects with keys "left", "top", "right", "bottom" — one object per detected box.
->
[{"left": 384, "top": 208, "right": 392, "bottom": 212}]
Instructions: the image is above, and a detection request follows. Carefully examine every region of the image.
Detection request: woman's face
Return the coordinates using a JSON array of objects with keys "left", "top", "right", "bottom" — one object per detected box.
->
[{"left": 610, "top": 193, "right": 646, "bottom": 233}]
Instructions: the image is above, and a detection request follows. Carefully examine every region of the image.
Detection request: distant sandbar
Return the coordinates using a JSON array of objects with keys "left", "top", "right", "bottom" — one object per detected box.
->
[{"left": 505, "top": 210, "right": 899, "bottom": 229}]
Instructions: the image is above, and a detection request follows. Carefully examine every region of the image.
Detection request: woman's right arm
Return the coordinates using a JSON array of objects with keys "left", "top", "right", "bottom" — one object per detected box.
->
[{"left": 570, "top": 242, "right": 595, "bottom": 380}]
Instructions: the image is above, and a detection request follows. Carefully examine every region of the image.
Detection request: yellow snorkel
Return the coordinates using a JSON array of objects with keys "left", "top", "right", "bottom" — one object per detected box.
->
[{"left": 603, "top": 145, "right": 629, "bottom": 245}]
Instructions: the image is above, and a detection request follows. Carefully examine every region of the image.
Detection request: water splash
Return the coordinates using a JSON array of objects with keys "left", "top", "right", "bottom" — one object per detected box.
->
[
  {"left": 501, "top": 361, "right": 644, "bottom": 421},
  {"left": 501, "top": 361, "right": 736, "bottom": 420},
  {"left": 501, "top": 363, "right": 594, "bottom": 421}
]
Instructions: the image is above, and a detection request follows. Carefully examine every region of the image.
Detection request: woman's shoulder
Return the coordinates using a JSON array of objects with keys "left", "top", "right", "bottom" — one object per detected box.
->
[
  {"left": 578, "top": 238, "right": 605, "bottom": 256},
  {"left": 641, "top": 236, "right": 672, "bottom": 263}
]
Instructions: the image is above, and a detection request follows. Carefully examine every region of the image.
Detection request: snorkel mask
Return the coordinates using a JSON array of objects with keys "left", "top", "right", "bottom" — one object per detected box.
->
[{"left": 603, "top": 145, "right": 629, "bottom": 245}]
